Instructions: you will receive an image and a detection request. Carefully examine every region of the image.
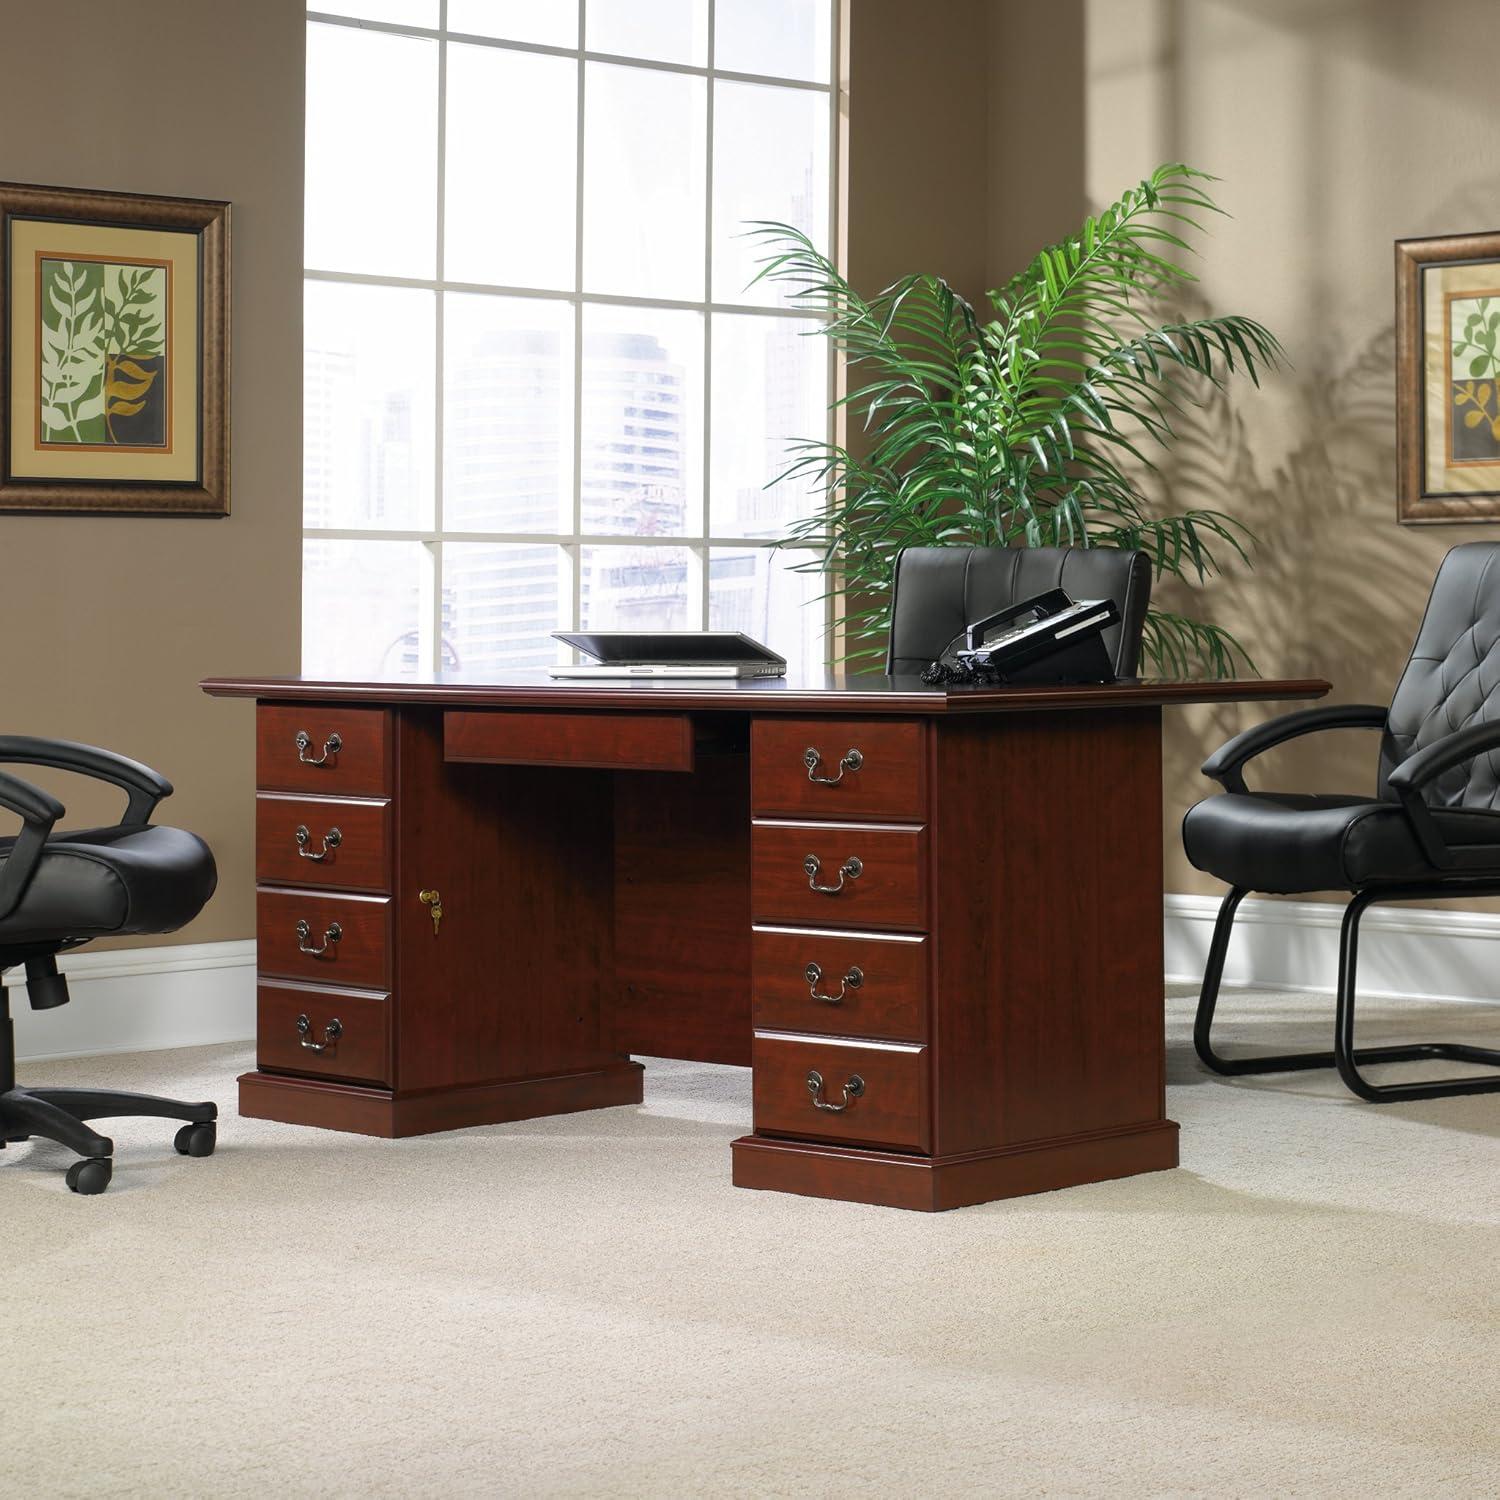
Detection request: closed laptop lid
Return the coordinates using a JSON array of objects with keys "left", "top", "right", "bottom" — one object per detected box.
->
[{"left": 553, "top": 631, "right": 785, "bottom": 666}]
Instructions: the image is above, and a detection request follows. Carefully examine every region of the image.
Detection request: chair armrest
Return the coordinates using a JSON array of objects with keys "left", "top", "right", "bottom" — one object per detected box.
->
[
  {"left": 0, "top": 736, "right": 172, "bottom": 823},
  {"left": 1201, "top": 704, "right": 1388, "bottom": 793},
  {"left": 1385, "top": 720, "right": 1500, "bottom": 869},
  {"left": 0, "top": 768, "right": 64, "bottom": 921},
  {"left": 0, "top": 767, "right": 65, "bottom": 827},
  {"left": 1386, "top": 720, "right": 1500, "bottom": 794}
]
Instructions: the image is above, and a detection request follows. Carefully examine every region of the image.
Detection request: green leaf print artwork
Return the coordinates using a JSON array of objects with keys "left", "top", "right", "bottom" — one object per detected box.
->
[
  {"left": 38, "top": 257, "right": 167, "bottom": 447},
  {"left": 1452, "top": 295, "right": 1500, "bottom": 382}
]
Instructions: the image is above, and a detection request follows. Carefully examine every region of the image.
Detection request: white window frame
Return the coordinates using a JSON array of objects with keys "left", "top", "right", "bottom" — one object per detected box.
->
[{"left": 304, "top": 1, "right": 842, "bottom": 672}]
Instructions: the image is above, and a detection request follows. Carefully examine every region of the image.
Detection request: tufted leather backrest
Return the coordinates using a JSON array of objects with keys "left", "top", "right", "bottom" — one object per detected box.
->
[
  {"left": 1381, "top": 541, "right": 1500, "bottom": 807},
  {"left": 885, "top": 545, "right": 1153, "bottom": 678}
]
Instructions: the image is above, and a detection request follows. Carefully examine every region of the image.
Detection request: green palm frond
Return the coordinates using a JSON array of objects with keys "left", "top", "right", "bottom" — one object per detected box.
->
[{"left": 748, "top": 163, "right": 1284, "bottom": 677}]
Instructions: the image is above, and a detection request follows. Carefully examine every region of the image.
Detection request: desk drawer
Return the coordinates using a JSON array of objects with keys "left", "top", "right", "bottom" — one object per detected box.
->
[
  {"left": 257, "top": 705, "right": 391, "bottom": 797},
  {"left": 751, "top": 820, "right": 927, "bottom": 932},
  {"left": 446, "top": 709, "right": 694, "bottom": 772},
  {"left": 753, "top": 1032, "right": 929, "bottom": 1152},
  {"left": 256, "top": 794, "right": 391, "bottom": 893},
  {"left": 257, "top": 887, "right": 391, "bottom": 990},
  {"left": 752, "top": 927, "right": 927, "bottom": 1041},
  {"left": 752, "top": 718, "right": 926, "bottom": 821},
  {"left": 257, "top": 980, "right": 392, "bottom": 1086}
]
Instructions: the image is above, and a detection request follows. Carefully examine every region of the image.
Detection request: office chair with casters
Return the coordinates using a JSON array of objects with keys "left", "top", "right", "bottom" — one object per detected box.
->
[
  {"left": 0, "top": 738, "right": 219, "bottom": 1193},
  {"left": 1184, "top": 540, "right": 1500, "bottom": 1103},
  {"left": 886, "top": 544, "right": 1153, "bottom": 678}
]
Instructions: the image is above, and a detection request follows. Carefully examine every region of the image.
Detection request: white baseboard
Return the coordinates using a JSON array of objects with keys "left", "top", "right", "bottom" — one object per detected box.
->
[
  {"left": 6, "top": 897, "right": 1494, "bottom": 1066},
  {"left": 1165, "top": 892, "right": 1500, "bottom": 1005},
  {"left": 5, "top": 939, "right": 256, "bottom": 1063}
]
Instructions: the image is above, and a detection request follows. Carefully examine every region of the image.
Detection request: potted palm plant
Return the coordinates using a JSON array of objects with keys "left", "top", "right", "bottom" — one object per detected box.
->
[{"left": 751, "top": 163, "right": 1284, "bottom": 676}]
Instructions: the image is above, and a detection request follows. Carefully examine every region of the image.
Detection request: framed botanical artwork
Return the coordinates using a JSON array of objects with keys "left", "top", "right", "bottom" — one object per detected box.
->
[
  {"left": 0, "top": 181, "right": 229, "bottom": 516},
  {"left": 1397, "top": 229, "right": 1500, "bottom": 523}
]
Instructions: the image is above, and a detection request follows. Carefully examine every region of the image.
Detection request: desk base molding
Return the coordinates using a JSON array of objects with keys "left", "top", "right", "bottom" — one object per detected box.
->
[
  {"left": 730, "top": 1119, "right": 1180, "bottom": 1211},
  {"left": 239, "top": 1061, "right": 645, "bottom": 1138}
]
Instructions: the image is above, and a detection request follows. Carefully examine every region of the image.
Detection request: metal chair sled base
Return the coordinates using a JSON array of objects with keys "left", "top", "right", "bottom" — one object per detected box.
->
[{"left": 1195, "top": 882, "right": 1500, "bottom": 1103}]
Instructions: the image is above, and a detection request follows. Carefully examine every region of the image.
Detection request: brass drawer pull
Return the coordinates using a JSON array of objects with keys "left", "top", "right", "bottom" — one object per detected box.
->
[
  {"left": 805, "top": 962, "right": 863, "bottom": 1003},
  {"left": 807, "top": 1069, "right": 864, "bottom": 1112},
  {"left": 803, "top": 745, "right": 862, "bottom": 785},
  {"left": 295, "top": 824, "right": 343, "bottom": 861},
  {"left": 295, "top": 1014, "right": 343, "bottom": 1053},
  {"left": 295, "top": 730, "right": 343, "bottom": 766},
  {"left": 295, "top": 918, "right": 342, "bottom": 957},
  {"left": 803, "top": 853, "right": 862, "bottom": 893}
]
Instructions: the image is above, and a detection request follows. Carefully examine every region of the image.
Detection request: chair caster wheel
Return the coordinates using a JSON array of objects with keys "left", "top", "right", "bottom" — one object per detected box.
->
[
  {"left": 65, "top": 1157, "right": 112, "bottom": 1195},
  {"left": 174, "top": 1122, "right": 216, "bottom": 1157}
]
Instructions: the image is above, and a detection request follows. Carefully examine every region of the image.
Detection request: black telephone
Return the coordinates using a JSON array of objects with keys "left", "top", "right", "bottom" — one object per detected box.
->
[{"left": 920, "top": 589, "right": 1121, "bottom": 686}]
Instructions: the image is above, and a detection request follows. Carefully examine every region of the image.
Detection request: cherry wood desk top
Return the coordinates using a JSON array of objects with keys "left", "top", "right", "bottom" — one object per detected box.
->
[{"left": 202, "top": 669, "right": 1330, "bottom": 716}]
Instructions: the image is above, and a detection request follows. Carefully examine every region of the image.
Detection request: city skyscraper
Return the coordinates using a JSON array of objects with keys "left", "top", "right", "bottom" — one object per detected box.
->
[{"left": 305, "top": 320, "right": 692, "bottom": 673}]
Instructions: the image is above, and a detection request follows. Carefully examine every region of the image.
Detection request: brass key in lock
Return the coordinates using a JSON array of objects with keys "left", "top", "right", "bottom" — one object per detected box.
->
[{"left": 419, "top": 889, "right": 443, "bottom": 935}]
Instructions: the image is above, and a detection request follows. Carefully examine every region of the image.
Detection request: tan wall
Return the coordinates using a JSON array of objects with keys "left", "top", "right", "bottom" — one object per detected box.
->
[
  {"left": 1084, "top": 0, "right": 1500, "bottom": 895},
  {"left": 845, "top": 0, "right": 991, "bottom": 308},
  {"left": 988, "top": 0, "right": 1086, "bottom": 287},
  {"left": 0, "top": 0, "right": 304, "bottom": 944}
]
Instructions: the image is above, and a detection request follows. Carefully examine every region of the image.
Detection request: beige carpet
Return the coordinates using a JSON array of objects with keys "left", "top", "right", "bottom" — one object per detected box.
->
[{"left": 3, "top": 985, "right": 1498, "bottom": 1498}]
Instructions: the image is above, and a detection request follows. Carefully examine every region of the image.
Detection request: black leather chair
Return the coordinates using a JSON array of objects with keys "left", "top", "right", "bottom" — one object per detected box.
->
[
  {"left": 1184, "top": 541, "right": 1500, "bottom": 1102},
  {"left": 0, "top": 738, "right": 219, "bottom": 1193},
  {"left": 886, "top": 544, "right": 1154, "bottom": 678}
]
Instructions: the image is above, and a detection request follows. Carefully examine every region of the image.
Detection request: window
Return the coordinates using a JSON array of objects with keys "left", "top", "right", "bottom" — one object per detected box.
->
[{"left": 303, "top": 1, "right": 838, "bottom": 679}]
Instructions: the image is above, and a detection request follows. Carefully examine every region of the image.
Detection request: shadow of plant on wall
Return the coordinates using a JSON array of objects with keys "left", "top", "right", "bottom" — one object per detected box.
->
[
  {"left": 1150, "top": 292, "right": 1498, "bottom": 888},
  {"left": 1153, "top": 179, "right": 1500, "bottom": 898}
]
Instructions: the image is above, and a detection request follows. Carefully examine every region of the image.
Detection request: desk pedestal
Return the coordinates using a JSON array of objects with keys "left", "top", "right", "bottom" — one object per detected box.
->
[{"left": 734, "top": 705, "right": 1177, "bottom": 1209}]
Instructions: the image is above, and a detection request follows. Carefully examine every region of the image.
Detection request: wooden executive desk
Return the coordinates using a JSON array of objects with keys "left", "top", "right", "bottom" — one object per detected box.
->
[{"left": 201, "top": 669, "right": 1326, "bottom": 1211}]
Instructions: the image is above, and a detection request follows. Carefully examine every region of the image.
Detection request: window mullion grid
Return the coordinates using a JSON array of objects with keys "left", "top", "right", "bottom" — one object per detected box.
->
[
  {"left": 571, "top": 0, "right": 587, "bottom": 638},
  {"left": 307, "top": 12, "right": 831, "bottom": 91},
  {"left": 823, "top": 0, "right": 843, "bottom": 664},
  {"left": 306, "top": 265, "right": 819, "bottom": 320},
  {"left": 432, "top": 0, "right": 449, "bottom": 675},
  {"left": 304, "top": 4, "right": 838, "bottom": 673},
  {"left": 303, "top": 531, "right": 819, "bottom": 547},
  {"left": 700, "top": 0, "right": 716, "bottom": 634}
]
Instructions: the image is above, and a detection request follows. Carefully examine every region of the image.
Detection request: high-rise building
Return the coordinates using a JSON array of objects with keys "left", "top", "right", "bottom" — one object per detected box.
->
[
  {"left": 440, "top": 323, "right": 690, "bottom": 669},
  {"left": 302, "top": 344, "right": 356, "bottom": 531},
  {"left": 580, "top": 328, "right": 688, "bottom": 536}
]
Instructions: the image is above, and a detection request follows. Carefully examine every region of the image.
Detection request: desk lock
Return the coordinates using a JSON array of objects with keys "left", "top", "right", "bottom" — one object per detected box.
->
[
  {"left": 803, "top": 853, "right": 862, "bottom": 894},
  {"left": 807, "top": 1070, "right": 864, "bottom": 1112}
]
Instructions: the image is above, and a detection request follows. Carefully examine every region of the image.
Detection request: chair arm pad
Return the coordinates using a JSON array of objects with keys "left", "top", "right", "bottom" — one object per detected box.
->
[
  {"left": 0, "top": 736, "right": 171, "bottom": 822},
  {"left": 1201, "top": 704, "right": 1388, "bottom": 792},
  {"left": 1387, "top": 720, "right": 1500, "bottom": 794},
  {"left": 0, "top": 767, "right": 65, "bottom": 826},
  {"left": 0, "top": 769, "right": 64, "bottom": 921}
]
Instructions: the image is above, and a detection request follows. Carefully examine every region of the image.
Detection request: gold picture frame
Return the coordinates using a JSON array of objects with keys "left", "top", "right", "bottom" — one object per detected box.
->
[
  {"left": 1397, "top": 229, "right": 1500, "bottom": 523},
  {"left": 0, "top": 181, "right": 229, "bottom": 516}
]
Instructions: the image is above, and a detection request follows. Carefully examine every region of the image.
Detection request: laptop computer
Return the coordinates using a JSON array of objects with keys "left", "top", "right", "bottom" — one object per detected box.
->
[{"left": 548, "top": 631, "right": 787, "bottom": 679}]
